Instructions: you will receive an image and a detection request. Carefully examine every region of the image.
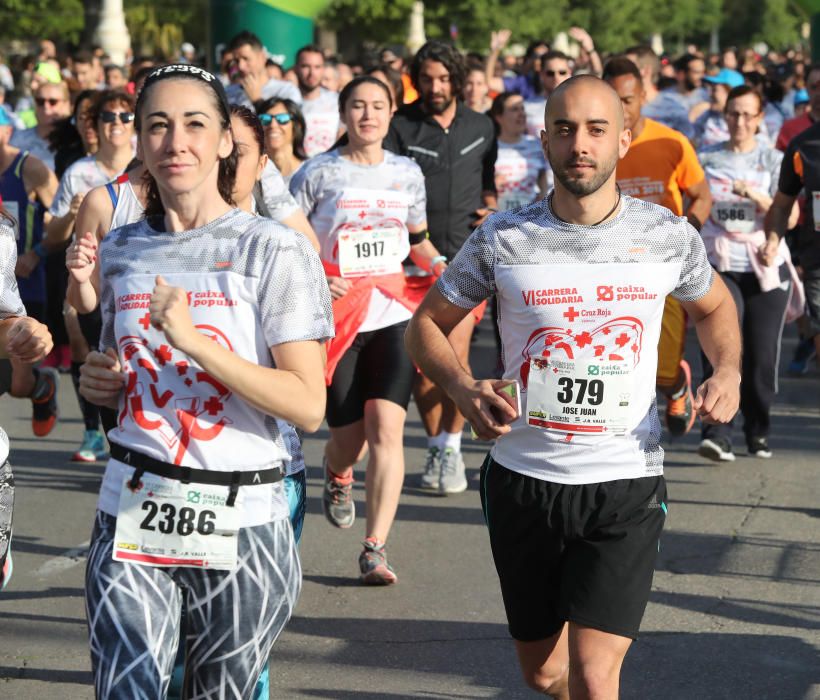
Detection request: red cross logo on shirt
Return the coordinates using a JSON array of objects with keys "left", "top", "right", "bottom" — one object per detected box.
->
[
  {"left": 138, "top": 313, "right": 151, "bottom": 330},
  {"left": 563, "top": 307, "right": 579, "bottom": 322},
  {"left": 358, "top": 210, "right": 367, "bottom": 219},
  {"left": 204, "top": 396, "right": 224, "bottom": 416}
]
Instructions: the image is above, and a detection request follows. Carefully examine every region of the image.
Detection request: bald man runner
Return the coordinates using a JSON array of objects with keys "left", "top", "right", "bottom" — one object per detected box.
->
[{"left": 406, "top": 76, "right": 741, "bottom": 698}]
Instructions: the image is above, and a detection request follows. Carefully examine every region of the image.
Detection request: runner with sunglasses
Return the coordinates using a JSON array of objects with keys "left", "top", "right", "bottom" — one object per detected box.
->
[
  {"left": 524, "top": 51, "right": 574, "bottom": 138},
  {"left": 10, "top": 81, "right": 71, "bottom": 172},
  {"left": 256, "top": 98, "right": 308, "bottom": 185},
  {"left": 78, "top": 64, "right": 332, "bottom": 697},
  {"left": 47, "top": 89, "right": 135, "bottom": 463}
]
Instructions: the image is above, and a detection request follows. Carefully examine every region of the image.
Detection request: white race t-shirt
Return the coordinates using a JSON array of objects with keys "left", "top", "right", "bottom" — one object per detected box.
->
[
  {"left": 524, "top": 98, "right": 547, "bottom": 138},
  {"left": 290, "top": 149, "right": 427, "bottom": 332},
  {"left": 495, "top": 136, "right": 549, "bottom": 211},
  {"left": 437, "top": 196, "right": 713, "bottom": 485},
  {"left": 97, "top": 210, "right": 334, "bottom": 526},
  {"left": 301, "top": 88, "right": 340, "bottom": 158},
  {"left": 50, "top": 156, "right": 129, "bottom": 217},
  {"left": 698, "top": 142, "right": 783, "bottom": 272}
]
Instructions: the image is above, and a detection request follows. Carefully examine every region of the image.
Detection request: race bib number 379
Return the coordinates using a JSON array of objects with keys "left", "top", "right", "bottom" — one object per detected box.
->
[
  {"left": 526, "top": 357, "right": 633, "bottom": 435},
  {"left": 113, "top": 475, "right": 241, "bottom": 570}
]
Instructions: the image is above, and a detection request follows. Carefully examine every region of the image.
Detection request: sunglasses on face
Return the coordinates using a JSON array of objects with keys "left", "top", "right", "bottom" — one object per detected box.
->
[
  {"left": 100, "top": 110, "right": 135, "bottom": 124},
  {"left": 35, "top": 97, "right": 63, "bottom": 107},
  {"left": 259, "top": 112, "right": 292, "bottom": 127}
]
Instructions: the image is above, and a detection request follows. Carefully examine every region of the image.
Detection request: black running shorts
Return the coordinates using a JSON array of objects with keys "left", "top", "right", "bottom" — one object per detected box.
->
[
  {"left": 326, "top": 321, "right": 415, "bottom": 428},
  {"left": 479, "top": 456, "right": 667, "bottom": 641}
]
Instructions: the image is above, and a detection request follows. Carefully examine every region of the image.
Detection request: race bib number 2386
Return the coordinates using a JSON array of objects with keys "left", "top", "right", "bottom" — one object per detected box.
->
[{"left": 113, "top": 475, "right": 241, "bottom": 570}]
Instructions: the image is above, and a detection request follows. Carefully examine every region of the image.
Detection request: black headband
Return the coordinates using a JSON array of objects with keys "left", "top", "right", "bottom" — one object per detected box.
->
[{"left": 138, "top": 64, "right": 230, "bottom": 117}]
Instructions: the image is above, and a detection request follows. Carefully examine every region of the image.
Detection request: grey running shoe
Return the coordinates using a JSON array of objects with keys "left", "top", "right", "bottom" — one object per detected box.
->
[
  {"left": 322, "top": 457, "right": 355, "bottom": 528},
  {"left": 420, "top": 446, "right": 441, "bottom": 490},
  {"left": 698, "top": 438, "right": 736, "bottom": 463},
  {"left": 438, "top": 448, "right": 468, "bottom": 495},
  {"left": 359, "top": 539, "right": 397, "bottom": 585}
]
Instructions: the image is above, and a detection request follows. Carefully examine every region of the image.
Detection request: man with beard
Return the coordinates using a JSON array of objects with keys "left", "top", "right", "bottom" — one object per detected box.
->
[
  {"left": 669, "top": 53, "right": 708, "bottom": 114},
  {"left": 406, "top": 74, "right": 740, "bottom": 698},
  {"left": 605, "top": 57, "right": 713, "bottom": 439},
  {"left": 383, "top": 40, "right": 497, "bottom": 496},
  {"left": 294, "top": 45, "right": 342, "bottom": 157}
]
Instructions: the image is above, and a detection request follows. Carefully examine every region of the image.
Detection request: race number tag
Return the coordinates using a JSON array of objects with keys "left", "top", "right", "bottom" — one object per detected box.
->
[
  {"left": 526, "top": 357, "right": 633, "bottom": 435},
  {"left": 337, "top": 227, "right": 403, "bottom": 278},
  {"left": 499, "top": 194, "right": 531, "bottom": 212},
  {"left": 713, "top": 200, "right": 755, "bottom": 233},
  {"left": 813, "top": 192, "right": 820, "bottom": 232},
  {"left": 113, "top": 475, "right": 241, "bottom": 570}
]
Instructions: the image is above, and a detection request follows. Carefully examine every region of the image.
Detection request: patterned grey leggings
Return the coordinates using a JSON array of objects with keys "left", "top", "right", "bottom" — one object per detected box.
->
[{"left": 85, "top": 510, "right": 301, "bottom": 699}]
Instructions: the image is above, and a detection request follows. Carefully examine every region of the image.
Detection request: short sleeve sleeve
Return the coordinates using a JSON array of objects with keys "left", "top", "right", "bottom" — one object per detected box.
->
[
  {"left": 288, "top": 161, "right": 316, "bottom": 216},
  {"left": 674, "top": 135, "right": 706, "bottom": 192},
  {"left": 49, "top": 169, "right": 74, "bottom": 217},
  {"left": 256, "top": 161, "right": 299, "bottom": 221},
  {"left": 256, "top": 228, "right": 334, "bottom": 347},
  {"left": 406, "top": 163, "right": 427, "bottom": 227},
  {"left": 0, "top": 223, "right": 25, "bottom": 319},
  {"left": 767, "top": 149, "right": 784, "bottom": 198},
  {"left": 778, "top": 142, "right": 804, "bottom": 197},
  {"left": 671, "top": 224, "right": 714, "bottom": 302},
  {"left": 436, "top": 221, "right": 496, "bottom": 308}
]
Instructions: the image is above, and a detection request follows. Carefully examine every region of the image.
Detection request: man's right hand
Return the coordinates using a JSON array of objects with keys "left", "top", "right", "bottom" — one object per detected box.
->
[
  {"left": 80, "top": 348, "right": 125, "bottom": 409},
  {"left": 241, "top": 72, "right": 262, "bottom": 103},
  {"left": 451, "top": 378, "right": 519, "bottom": 441}
]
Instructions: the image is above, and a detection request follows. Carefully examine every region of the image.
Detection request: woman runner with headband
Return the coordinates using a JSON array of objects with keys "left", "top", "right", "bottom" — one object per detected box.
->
[
  {"left": 290, "top": 75, "right": 446, "bottom": 584},
  {"left": 79, "top": 64, "right": 333, "bottom": 697}
]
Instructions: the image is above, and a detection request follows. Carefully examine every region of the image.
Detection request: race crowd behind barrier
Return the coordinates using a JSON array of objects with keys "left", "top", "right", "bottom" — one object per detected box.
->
[{"left": 0, "top": 25, "right": 817, "bottom": 698}]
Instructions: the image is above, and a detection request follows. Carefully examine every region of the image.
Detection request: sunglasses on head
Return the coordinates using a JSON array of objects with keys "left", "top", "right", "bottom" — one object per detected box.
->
[
  {"left": 35, "top": 97, "right": 62, "bottom": 107},
  {"left": 258, "top": 112, "right": 292, "bottom": 127},
  {"left": 100, "top": 110, "right": 135, "bottom": 124}
]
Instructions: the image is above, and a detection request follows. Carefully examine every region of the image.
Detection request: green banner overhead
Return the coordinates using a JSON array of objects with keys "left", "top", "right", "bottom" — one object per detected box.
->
[{"left": 209, "top": 0, "right": 331, "bottom": 68}]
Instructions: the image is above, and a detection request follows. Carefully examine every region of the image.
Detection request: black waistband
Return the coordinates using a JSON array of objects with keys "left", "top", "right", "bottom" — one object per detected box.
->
[{"left": 110, "top": 443, "right": 285, "bottom": 507}]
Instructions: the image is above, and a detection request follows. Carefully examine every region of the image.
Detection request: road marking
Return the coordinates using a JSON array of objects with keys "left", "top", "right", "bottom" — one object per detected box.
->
[{"left": 35, "top": 541, "right": 90, "bottom": 578}]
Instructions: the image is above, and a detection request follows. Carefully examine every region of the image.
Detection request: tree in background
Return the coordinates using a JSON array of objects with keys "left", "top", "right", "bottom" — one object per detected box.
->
[
  {"left": 0, "top": 0, "right": 84, "bottom": 45},
  {"left": 320, "top": 0, "right": 805, "bottom": 59}
]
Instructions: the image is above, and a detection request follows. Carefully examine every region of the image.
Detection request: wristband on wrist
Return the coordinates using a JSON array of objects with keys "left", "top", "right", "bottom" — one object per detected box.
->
[
  {"left": 430, "top": 255, "right": 447, "bottom": 273},
  {"left": 408, "top": 230, "right": 430, "bottom": 245},
  {"left": 33, "top": 242, "right": 47, "bottom": 257},
  {"left": 687, "top": 214, "right": 703, "bottom": 232}
]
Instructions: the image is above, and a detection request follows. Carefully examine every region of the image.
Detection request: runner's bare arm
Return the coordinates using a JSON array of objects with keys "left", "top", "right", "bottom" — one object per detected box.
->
[
  {"left": 22, "top": 154, "right": 58, "bottom": 218},
  {"left": 149, "top": 276, "right": 327, "bottom": 431},
  {"left": 281, "top": 209, "right": 321, "bottom": 252},
  {"left": 66, "top": 186, "right": 112, "bottom": 312},
  {"left": 680, "top": 274, "right": 741, "bottom": 424},
  {"left": 406, "top": 286, "right": 517, "bottom": 440},
  {"left": 485, "top": 30, "right": 511, "bottom": 94},
  {"left": 684, "top": 178, "right": 712, "bottom": 230},
  {"left": 761, "top": 190, "right": 798, "bottom": 264},
  {"left": 407, "top": 223, "right": 447, "bottom": 275}
]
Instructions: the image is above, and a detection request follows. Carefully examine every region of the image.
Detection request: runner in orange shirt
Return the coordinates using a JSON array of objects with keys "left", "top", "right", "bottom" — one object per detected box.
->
[{"left": 604, "top": 57, "right": 713, "bottom": 436}]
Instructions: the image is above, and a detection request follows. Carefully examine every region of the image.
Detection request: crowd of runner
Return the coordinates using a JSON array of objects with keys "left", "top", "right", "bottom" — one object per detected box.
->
[{"left": 0, "top": 25, "right": 817, "bottom": 698}]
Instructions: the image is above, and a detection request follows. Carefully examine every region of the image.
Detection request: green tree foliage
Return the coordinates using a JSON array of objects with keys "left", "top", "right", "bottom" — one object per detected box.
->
[
  {"left": 126, "top": 0, "right": 207, "bottom": 59},
  {"left": 320, "top": 0, "right": 805, "bottom": 58},
  {"left": 0, "top": 0, "right": 84, "bottom": 45}
]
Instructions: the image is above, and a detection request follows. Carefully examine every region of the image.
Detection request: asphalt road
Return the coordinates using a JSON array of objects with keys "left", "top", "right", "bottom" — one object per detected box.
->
[{"left": 1, "top": 324, "right": 818, "bottom": 699}]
